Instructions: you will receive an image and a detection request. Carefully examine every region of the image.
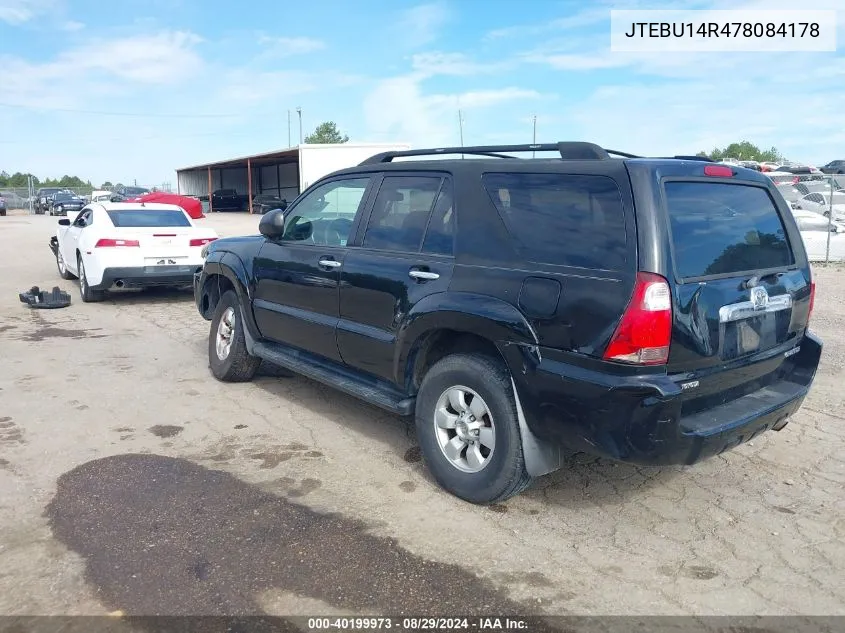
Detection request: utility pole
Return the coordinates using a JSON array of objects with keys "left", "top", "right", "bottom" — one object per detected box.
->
[
  {"left": 287, "top": 110, "right": 291, "bottom": 147},
  {"left": 458, "top": 109, "right": 465, "bottom": 159},
  {"left": 296, "top": 107, "right": 302, "bottom": 144},
  {"left": 532, "top": 115, "right": 537, "bottom": 158}
]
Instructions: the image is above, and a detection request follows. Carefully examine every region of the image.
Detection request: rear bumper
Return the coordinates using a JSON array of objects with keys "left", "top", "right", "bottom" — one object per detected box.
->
[
  {"left": 509, "top": 332, "right": 823, "bottom": 466},
  {"left": 90, "top": 265, "right": 203, "bottom": 291}
]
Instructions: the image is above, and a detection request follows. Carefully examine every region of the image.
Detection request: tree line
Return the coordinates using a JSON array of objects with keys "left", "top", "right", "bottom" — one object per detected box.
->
[{"left": 695, "top": 141, "right": 784, "bottom": 163}]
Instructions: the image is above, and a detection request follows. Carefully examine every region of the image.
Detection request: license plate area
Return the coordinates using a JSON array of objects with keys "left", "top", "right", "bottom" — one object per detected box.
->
[
  {"left": 721, "top": 311, "right": 790, "bottom": 360},
  {"left": 144, "top": 256, "right": 187, "bottom": 267}
]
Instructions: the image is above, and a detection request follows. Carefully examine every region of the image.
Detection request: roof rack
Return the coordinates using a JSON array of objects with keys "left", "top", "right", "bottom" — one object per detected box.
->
[
  {"left": 664, "top": 155, "right": 716, "bottom": 162},
  {"left": 358, "top": 142, "right": 642, "bottom": 165}
]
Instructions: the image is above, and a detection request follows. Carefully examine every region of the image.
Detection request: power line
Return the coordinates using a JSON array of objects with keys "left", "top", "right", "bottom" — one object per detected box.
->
[{"left": 0, "top": 101, "right": 245, "bottom": 119}]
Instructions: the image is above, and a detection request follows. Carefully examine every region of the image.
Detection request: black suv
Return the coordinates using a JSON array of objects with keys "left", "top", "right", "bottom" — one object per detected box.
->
[{"left": 193, "top": 142, "right": 822, "bottom": 504}]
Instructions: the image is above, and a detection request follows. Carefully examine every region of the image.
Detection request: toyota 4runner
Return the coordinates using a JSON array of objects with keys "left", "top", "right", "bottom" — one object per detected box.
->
[{"left": 193, "top": 142, "right": 822, "bottom": 504}]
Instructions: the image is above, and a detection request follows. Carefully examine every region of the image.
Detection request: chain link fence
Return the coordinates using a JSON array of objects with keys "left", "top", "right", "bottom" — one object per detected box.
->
[
  {"left": 773, "top": 173, "right": 845, "bottom": 264},
  {"left": 0, "top": 184, "right": 164, "bottom": 214}
]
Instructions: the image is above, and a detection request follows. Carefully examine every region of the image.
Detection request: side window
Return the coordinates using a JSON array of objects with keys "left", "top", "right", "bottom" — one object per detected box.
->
[
  {"left": 422, "top": 179, "right": 455, "bottom": 256},
  {"left": 75, "top": 209, "right": 92, "bottom": 226},
  {"left": 282, "top": 177, "right": 370, "bottom": 246},
  {"left": 363, "top": 176, "right": 442, "bottom": 252},
  {"left": 482, "top": 173, "right": 628, "bottom": 270}
]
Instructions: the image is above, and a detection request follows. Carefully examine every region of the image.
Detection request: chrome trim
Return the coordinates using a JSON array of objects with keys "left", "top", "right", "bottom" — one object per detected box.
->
[
  {"left": 409, "top": 270, "right": 440, "bottom": 280},
  {"left": 318, "top": 259, "right": 342, "bottom": 268},
  {"left": 719, "top": 294, "right": 793, "bottom": 323}
]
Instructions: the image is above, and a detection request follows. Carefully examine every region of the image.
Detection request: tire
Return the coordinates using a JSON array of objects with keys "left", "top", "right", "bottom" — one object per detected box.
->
[
  {"left": 0, "top": 209, "right": 5, "bottom": 217},
  {"left": 77, "top": 255, "right": 105, "bottom": 302},
  {"left": 208, "top": 290, "right": 261, "bottom": 382},
  {"left": 56, "top": 246, "right": 76, "bottom": 280},
  {"left": 415, "top": 353, "right": 533, "bottom": 504}
]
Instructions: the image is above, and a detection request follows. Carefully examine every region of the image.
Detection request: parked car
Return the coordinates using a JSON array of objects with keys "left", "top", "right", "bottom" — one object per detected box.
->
[
  {"left": 114, "top": 185, "right": 150, "bottom": 198},
  {"left": 192, "top": 141, "right": 822, "bottom": 504},
  {"left": 739, "top": 160, "right": 762, "bottom": 171},
  {"left": 791, "top": 208, "right": 844, "bottom": 232},
  {"left": 48, "top": 191, "right": 86, "bottom": 216},
  {"left": 0, "top": 190, "right": 27, "bottom": 210},
  {"left": 211, "top": 189, "right": 242, "bottom": 211},
  {"left": 251, "top": 193, "right": 288, "bottom": 214},
  {"left": 820, "top": 160, "right": 845, "bottom": 175},
  {"left": 35, "top": 187, "right": 65, "bottom": 214},
  {"left": 0, "top": 194, "right": 6, "bottom": 216},
  {"left": 49, "top": 202, "right": 218, "bottom": 302}
]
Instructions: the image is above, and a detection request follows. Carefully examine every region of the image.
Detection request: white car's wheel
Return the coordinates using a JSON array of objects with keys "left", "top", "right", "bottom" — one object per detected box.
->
[
  {"left": 56, "top": 247, "right": 76, "bottom": 280},
  {"left": 78, "top": 255, "right": 105, "bottom": 303}
]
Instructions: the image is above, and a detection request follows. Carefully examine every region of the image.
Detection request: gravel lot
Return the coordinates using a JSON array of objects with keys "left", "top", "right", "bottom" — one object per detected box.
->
[{"left": 1, "top": 210, "right": 843, "bottom": 617}]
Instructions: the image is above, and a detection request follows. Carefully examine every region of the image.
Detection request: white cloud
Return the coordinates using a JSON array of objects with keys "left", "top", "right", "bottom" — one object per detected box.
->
[
  {"left": 363, "top": 74, "right": 543, "bottom": 147},
  {"left": 257, "top": 35, "right": 325, "bottom": 57},
  {"left": 485, "top": 7, "right": 610, "bottom": 40},
  {"left": 410, "top": 51, "right": 511, "bottom": 77},
  {"left": 396, "top": 2, "right": 451, "bottom": 49},
  {"left": 60, "top": 19, "right": 83, "bottom": 31},
  {"left": 0, "top": 0, "right": 55, "bottom": 24}
]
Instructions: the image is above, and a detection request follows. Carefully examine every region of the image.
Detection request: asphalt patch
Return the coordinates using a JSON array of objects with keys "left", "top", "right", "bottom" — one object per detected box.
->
[
  {"left": 45, "top": 454, "right": 542, "bottom": 619},
  {"left": 148, "top": 425, "right": 184, "bottom": 438}
]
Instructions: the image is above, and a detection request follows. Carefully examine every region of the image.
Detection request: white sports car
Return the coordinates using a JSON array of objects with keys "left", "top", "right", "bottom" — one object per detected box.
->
[{"left": 48, "top": 202, "right": 218, "bottom": 302}]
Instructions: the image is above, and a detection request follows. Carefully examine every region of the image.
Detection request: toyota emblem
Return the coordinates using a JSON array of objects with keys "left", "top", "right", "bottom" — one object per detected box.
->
[{"left": 750, "top": 286, "right": 769, "bottom": 310}]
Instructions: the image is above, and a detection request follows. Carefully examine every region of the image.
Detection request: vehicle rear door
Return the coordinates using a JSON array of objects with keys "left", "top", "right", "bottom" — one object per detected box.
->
[
  {"left": 654, "top": 167, "right": 813, "bottom": 414},
  {"left": 337, "top": 173, "right": 455, "bottom": 384},
  {"left": 252, "top": 175, "right": 375, "bottom": 362}
]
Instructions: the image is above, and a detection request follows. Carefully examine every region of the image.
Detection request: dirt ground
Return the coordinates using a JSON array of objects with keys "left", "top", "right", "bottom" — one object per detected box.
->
[{"left": 0, "top": 210, "right": 843, "bottom": 617}]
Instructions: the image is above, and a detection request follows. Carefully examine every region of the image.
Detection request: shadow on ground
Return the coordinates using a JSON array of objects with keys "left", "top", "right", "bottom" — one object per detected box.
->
[
  {"left": 251, "top": 372, "right": 681, "bottom": 507},
  {"left": 103, "top": 287, "right": 195, "bottom": 306},
  {"left": 45, "top": 454, "right": 561, "bottom": 629}
]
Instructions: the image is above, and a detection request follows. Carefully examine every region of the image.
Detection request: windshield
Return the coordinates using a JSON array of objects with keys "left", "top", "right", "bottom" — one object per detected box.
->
[{"left": 106, "top": 210, "right": 191, "bottom": 227}]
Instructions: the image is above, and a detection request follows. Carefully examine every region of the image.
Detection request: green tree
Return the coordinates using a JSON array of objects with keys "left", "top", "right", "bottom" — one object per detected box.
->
[
  {"left": 702, "top": 141, "right": 783, "bottom": 163},
  {"left": 101, "top": 181, "right": 114, "bottom": 189},
  {"left": 304, "top": 121, "right": 349, "bottom": 144}
]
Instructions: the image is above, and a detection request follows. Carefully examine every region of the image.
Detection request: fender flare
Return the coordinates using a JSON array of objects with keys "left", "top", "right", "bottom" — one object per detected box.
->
[
  {"left": 201, "top": 251, "right": 261, "bottom": 343},
  {"left": 395, "top": 291, "right": 539, "bottom": 385}
]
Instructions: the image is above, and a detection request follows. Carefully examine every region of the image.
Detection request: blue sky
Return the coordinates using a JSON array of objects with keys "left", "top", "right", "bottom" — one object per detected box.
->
[{"left": 1, "top": 0, "right": 843, "bottom": 187}]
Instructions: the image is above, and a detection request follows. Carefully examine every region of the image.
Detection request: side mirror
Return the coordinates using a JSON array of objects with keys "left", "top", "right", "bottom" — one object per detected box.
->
[
  {"left": 258, "top": 208, "right": 286, "bottom": 240},
  {"left": 58, "top": 218, "right": 71, "bottom": 226}
]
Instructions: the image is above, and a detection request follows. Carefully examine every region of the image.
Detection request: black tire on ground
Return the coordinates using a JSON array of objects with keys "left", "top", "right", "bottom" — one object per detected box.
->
[
  {"left": 0, "top": 209, "right": 5, "bottom": 216},
  {"left": 77, "top": 255, "right": 105, "bottom": 302},
  {"left": 56, "top": 247, "right": 76, "bottom": 280},
  {"left": 208, "top": 289, "right": 261, "bottom": 382},
  {"left": 414, "top": 353, "right": 533, "bottom": 504}
]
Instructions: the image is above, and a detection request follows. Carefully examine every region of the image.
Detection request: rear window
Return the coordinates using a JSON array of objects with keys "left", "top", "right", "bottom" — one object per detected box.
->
[
  {"left": 665, "top": 182, "right": 794, "bottom": 279},
  {"left": 482, "top": 173, "right": 628, "bottom": 270},
  {"left": 106, "top": 210, "right": 191, "bottom": 227}
]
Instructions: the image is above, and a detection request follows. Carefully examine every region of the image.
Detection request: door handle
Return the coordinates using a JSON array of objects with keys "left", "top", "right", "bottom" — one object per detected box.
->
[
  {"left": 319, "top": 258, "right": 342, "bottom": 268},
  {"left": 409, "top": 270, "right": 439, "bottom": 281}
]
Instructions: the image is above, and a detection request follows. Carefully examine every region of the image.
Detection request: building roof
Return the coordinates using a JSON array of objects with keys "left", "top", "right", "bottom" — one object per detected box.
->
[
  {"left": 176, "top": 142, "right": 412, "bottom": 173},
  {"left": 176, "top": 147, "right": 300, "bottom": 172}
]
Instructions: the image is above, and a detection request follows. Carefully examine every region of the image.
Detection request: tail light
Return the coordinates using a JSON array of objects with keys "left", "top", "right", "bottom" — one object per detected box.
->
[
  {"left": 95, "top": 238, "right": 139, "bottom": 247},
  {"left": 603, "top": 272, "right": 672, "bottom": 365},
  {"left": 190, "top": 237, "right": 217, "bottom": 247},
  {"left": 808, "top": 280, "right": 816, "bottom": 322}
]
